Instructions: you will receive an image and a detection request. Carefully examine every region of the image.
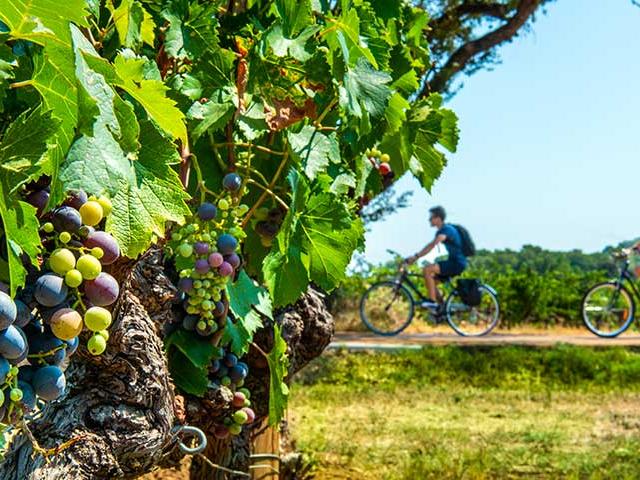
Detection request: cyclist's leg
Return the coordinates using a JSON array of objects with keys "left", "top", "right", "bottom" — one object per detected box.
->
[{"left": 423, "top": 263, "right": 441, "bottom": 302}]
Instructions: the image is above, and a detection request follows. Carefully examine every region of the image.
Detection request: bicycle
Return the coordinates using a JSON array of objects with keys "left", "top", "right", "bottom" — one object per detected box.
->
[
  {"left": 581, "top": 248, "right": 640, "bottom": 337},
  {"left": 359, "top": 252, "right": 500, "bottom": 336}
]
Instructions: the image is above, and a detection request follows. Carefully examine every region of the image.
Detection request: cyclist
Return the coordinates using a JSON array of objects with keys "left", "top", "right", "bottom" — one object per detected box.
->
[
  {"left": 628, "top": 241, "right": 640, "bottom": 278},
  {"left": 405, "top": 206, "right": 467, "bottom": 307}
]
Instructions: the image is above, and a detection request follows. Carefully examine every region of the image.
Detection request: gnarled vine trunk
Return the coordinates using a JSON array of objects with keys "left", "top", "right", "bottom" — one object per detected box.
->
[{"left": 0, "top": 250, "right": 334, "bottom": 479}]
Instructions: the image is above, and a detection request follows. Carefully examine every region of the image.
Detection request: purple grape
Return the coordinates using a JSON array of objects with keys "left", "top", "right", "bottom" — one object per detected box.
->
[
  {"left": 0, "top": 358, "right": 10, "bottom": 384},
  {"left": 84, "top": 231, "right": 120, "bottom": 265},
  {"left": 0, "top": 325, "right": 27, "bottom": 359},
  {"left": 51, "top": 206, "right": 82, "bottom": 233},
  {"left": 230, "top": 365, "right": 247, "bottom": 382},
  {"left": 182, "top": 315, "right": 198, "bottom": 331},
  {"left": 211, "top": 359, "right": 221, "bottom": 373},
  {"left": 194, "top": 242, "right": 209, "bottom": 256},
  {"left": 237, "top": 361, "right": 249, "bottom": 376},
  {"left": 218, "top": 262, "right": 233, "bottom": 277},
  {"left": 17, "top": 365, "right": 36, "bottom": 383},
  {"left": 34, "top": 274, "right": 68, "bottom": 307},
  {"left": 65, "top": 190, "right": 88, "bottom": 209},
  {"left": 64, "top": 336, "right": 79, "bottom": 357},
  {"left": 14, "top": 300, "right": 31, "bottom": 328},
  {"left": 216, "top": 234, "right": 237, "bottom": 255},
  {"left": 214, "top": 424, "right": 230, "bottom": 439},
  {"left": 208, "top": 252, "right": 224, "bottom": 268},
  {"left": 32, "top": 365, "right": 66, "bottom": 401},
  {"left": 0, "top": 291, "right": 17, "bottom": 330},
  {"left": 232, "top": 391, "right": 246, "bottom": 407},
  {"left": 29, "top": 331, "right": 64, "bottom": 364},
  {"left": 16, "top": 381, "right": 36, "bottom": 412},
  {"left": 242, "top": 407, "right": 256, "bottom": 424},
  {"left": 195, "top": 259, "right": 210, "bottom": 275},
  {"left": 197, "top": 203, "right": 217, "bottom": 221},
  {"left": 83, "top": 272, "right": 120, "bottom": 306},
  {"left": 78, "top": 225, "right": 95, "bottom": 239},
  {"left": 213, "top": 301, "right": 225, "bottom": 317},
  {"left": 224, "top": 353, "right": 238, "bottom": 368},
  {"left": 222, "top": 173, "right": 242, "bottom": 192},
  {"left": 0, "top": 282, "right": 8, "bottom": 294},
  {"left": 218, "top": 365, "right": 229, "bottom": 377},
  {"left": 26, "top": 190, "right": 49, "bottom": 216},
  {"left": 178, "top": 278, "right": 194, "bottom": 293},
  {"left": 225, "top": 253, "right": 241, "bottom": 269}
]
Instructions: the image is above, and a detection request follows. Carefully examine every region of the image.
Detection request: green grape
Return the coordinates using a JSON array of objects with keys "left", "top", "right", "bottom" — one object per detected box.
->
[
  {"left": 43, "top": 222, "right": 54, "bottom": 233},
  {"left": 243, "top": 399, "right": 251, "bottom": 407},
  {"left": 177, "top": 243, "right": 193, "bottom": 257},
  {"left": 380, "top": 153, "right": 390, "bottom": 163},
  {"left": 238, "top": 387, "right": 251, "bottom": 399},
  {"left": 201, "top": 300, "right": 212, "bottom": 311},
  {"left": 77, "top": 254, "right": 102, "bottom": 280},
  {"left": 197, "top": 320, "right": 206, "bottom": 330},
  {"left": 237, "top": 204, "right": 249, "bottom": 215},
  {"left": 201, "top": 233, "right": 211, "bottom": 242},
  {"left": 50, "top": 248, "right": 76, "bottom": 275},
  {"left": 97, "top": 196, "right": 113, "bottom": 217},
  {"left": 9, "top": 366, "right": 18, "bottom": 377},
  {"left": 84, "top": 306, "right": 112, "bottom": 331},
  {"left": 10, "top": 388, "right": 22, "bottom": 402},
  {"left": 59, "top": 231, "right": 72, "bottom": 244},
  {"left": 65, "top": 269, "right": 83, "bottom": 288},
  {"left": 197, "top": 288, "right": 206, "bottom": 297},
  {"left": 218, "top": 198, "right": 229, "bottom": 210},
  {"left": 202, "top": 280, "right": 211, "bottom": 288},
  {"left": 186, "top": 306, "right": 197, "bottom": 315},
  {"left": 221, "top": 212, "right": 228, "bottom": 218},
  {"left": 221, "top": 376, "right": 231, "bottom": 386},
  {"left": 255, "top": 207, "right": 269, "bottom": 221},
  {"left": 88, "top": 334, "right": 107, "bottom": 355},
  {"left": 79, "top": 200, "right": 104, "bottom": 226},
  {"left": 232, "top": 410, "right": 248, "bottom": 424},
  {"left": 0, "top": 390, "right": 4, "bottom": 405},
  {"left": 97, "top": 329, "right": 109, "bottom": 341},
  {"left": 229, "top": 424, "right": 242, "bottom": 435},
  {"left": 193, "top": 280, "right": 202, "bottom": 289},
  {"left": 171, "top": 232, "right": 182, "bottom": 242},
  {"left": 90, "top": 247, "right": 104, "bottom": 259}
]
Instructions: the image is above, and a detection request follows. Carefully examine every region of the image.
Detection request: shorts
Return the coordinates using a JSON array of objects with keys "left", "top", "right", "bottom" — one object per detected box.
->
[{"left": 436, "top": 259, "right": 466, "bottom": 279}]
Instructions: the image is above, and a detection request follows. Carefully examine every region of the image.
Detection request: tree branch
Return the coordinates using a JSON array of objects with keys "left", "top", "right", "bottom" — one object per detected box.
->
[
  {"left": 423, "top": 0, "right": 544, "bottom": 96},
  {"left": 429, "top": 2, "right": 510, "bottom": 31}
]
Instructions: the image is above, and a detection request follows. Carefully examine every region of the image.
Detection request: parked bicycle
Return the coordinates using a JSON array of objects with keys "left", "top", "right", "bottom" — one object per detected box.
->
[
  {"left": 581, "top": 248, "right": 640, "bottom": 337},
  {"left": 360, "top": 251, "right": 500, "bottom": 336}
]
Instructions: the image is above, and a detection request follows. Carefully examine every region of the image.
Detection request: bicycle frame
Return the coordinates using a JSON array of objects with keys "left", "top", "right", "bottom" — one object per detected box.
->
[
  {"left": 617, "top": 260, "right": 640, "bottom": 300},
  {"left": 393, "top": 270, "right": 452, "bottom": 304}
]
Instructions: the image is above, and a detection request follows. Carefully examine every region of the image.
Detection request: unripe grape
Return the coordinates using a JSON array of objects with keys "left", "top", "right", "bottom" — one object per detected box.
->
[
  {"left": 380, "top": 153, "right": 390, "bottom": 163},
  {"left": 97, "top": 329, "right": 109, "bottom": 340},
  {"left": 50, "top": 248, "right": 76, "bottom": 275},
  {"left": 228, "top": 424, "right": 242, "bottom": 435},
  {"left": 221, "top": 376, "right": 231, "bottom": 386},
  {"left": 65, "top": 269, "right": 83, "bottom": 288},
  {"left": 218, "top": 262, "right": 234, "bottom": 277},
  {"left": 90, "top": 247, "right": 104, "bottom": 259},
  {"left": 59, "top": 232, "right": 71, "bottom": 244},
  {"left": 232, "top": 410, "right": 248, "bottom": 425},
  {"left": 242, "top": 407, "right": 255, "bottom": 424},
  {"left": 218, "top": 198, "right": 229, "bottom": 210},
  {"left": 238, "top": 387, "right": 251, "bottom": 399},
  {"left": 43, "top": 222, "right": 54, "bottom": 233},
  {"left": 87, "top": 334, "right": 107, "bottom": 355},
  {"left": 208, "top": 252, "right": 224, "bottom": 268},
  {"left": 49, "top": 308, "right": 83, "bottom": 340},
  {"left": 10, "top": 388, "right": 22, "bottom": 402},
  {"left": 76, "top": 254, "right": 101, "bottom": 280},
  {"left": 79, "top": 201, "right": 104, "bottom": 226},
  {"left": 177, "top": 243, "right": 193, "bottom": 258},
  {"left": 255, "top": 207, "right": 269, "bottom": 221},
  {"left": 97, "top": 196, "right": 113, "bottom": 216},
  {"left": 84, "top": 306, "right": 112, "bottom": 331}
]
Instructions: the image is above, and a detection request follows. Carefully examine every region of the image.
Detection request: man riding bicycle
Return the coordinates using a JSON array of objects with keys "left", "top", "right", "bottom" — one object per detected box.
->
[{"left": 405, "top": 206, "right": 467, "bottom": 307}]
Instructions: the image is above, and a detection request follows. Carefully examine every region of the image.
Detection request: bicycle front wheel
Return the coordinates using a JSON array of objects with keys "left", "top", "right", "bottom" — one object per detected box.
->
[
  {"left": 445, "top": 285, "right": 500, "bottom": 336},
  {"left": 581, "top": 282, "right": 635, "bottom": 337},
  {"left": 360, "top": 281, "right": 415, "bottom": 336}
]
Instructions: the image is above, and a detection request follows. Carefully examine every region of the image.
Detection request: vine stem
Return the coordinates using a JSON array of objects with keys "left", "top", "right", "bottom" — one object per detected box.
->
[
  {"left": 213, "top": 142, "right": 285, "bottom": 156},
  {"left": 314, "top": 97, "right": 338, "bottom": 126},
  {"left": 251, "top": 342, "right": 269, "bottom": 360},
  {"left": 246, "top": 179, "right": 288, "bottom": 211},
  {"left": 241, "top": 149, "right": 290, "bottom": 228},
  {"left": 9, "top": 80, "right": 33, "bottom": 89},
  {"left": 179, "top": 142, "right": 191, "bottom": 189},
  {"left": 19, "top": 420, "right": 87, "bottom": 461}
]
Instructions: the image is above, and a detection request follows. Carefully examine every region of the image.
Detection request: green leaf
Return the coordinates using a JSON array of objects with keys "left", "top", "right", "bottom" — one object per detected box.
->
[
  {"left": 384, "top": 92, "right": 409, "bottom": 135},
  {"left": 0, "top": 106, "right": 59, "bottom": 194},
  {"left": 106, "top": 121, "right": 191, "bottom": 257},
  {"left": 340, "top": 58, "right": 392, "bottom": 119},
  {"left": 275, "top": 0, "right": 313, "bottom": 37},
  {"left": 168, "top": 348, "right": 209, "bottom": 396},
  {"left": 0, "top": 0, "right": 90, "bottom": 204},
  {"left": 263, "top": 246, "right": 309, "bottom": 308},
  {"left": 267, "top": 324, "right": 289, "bottom": 426},
  {"left": 165, "top": 329, "right": 218, "bottom": 368},
  {"left": 0, "top": 45, "right": 16, "bottom": 113},
  {"left": 186, "top": 88, "right": 235, "bottom": 141},
  {"left": 162, "top": 1, "right": 220, "bottom": 61},
  {"left": 324, "top": 8, "right": 377, "bottom": 68},
  {"left": 113, "top": 54, "right": 187, "bottom": 143},
  {"left": 266, "top": 24, "right": 318, "bottom": 63},
  {"left": 222, "top": 271, "right": 272, "bottom": 356},
  {"left": 109, "top": 0, "right": 145, "bottom": 49},
  {"left": 287, "top": 126, "right": 340, "bottom": 180}
]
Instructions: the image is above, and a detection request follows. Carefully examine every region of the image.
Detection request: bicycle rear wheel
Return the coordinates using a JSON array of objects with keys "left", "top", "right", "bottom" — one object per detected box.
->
[
  {"left": 445, "top": 285, "right": 500, "bottom": 336},
  {"left": 581, "top": 282, "right": 635, "bottom": 337},
  {"left": 360, "top": 282, "right": 415, "bottom": 336}
]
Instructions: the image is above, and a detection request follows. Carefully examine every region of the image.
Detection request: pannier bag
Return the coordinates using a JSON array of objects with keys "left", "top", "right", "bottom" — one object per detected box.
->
[{"left": 457, "top": 279, "right": 482, "bottom": 306}]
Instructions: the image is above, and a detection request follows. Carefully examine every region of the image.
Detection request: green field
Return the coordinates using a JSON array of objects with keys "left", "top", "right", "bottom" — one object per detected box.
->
[{"left": 288, "top": 346, "right": 640, "bottom": 479}]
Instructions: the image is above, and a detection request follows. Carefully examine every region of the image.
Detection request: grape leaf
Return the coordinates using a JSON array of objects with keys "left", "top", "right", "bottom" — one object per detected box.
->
[
  {"left": 340, "top": 57, "right": 392, "bottom": 119},
  {"left": 267, "top": 324, "right": 289, "bottom": 426},
  {"left": 324, "top": 8, "right": 377, "bottom": 68},
  {"left": 165, "top": 329, "right": 218, "bottom": 368},
  {"left": 266, "top": 24, "right": 318, "bottom": 62},
  {"left": 263, "top": 244, "right": 309, "bottom": 308},
  {"left": 275, "top": 0, "right": 313, "bottom": 38},
  {"left": 0, "top": 0, "right": 89, "bottom": 204},
  {"left": 186, "top": 87, "right": 235, "bottom": 141},
  {"left": 168, "top": 349, "right": 209, "bottom": 396},
  {"left": 108, "top": 0, "right": 149, "bottom": 49},
  {"left": 0, "top": 44, "right": 16, "bottom": 113},
  {"left": 287, "top": 125, "right": 340, "bottom": 180},
  {"left": 162, "top": 1, "right": 220, "bottom": 61}
]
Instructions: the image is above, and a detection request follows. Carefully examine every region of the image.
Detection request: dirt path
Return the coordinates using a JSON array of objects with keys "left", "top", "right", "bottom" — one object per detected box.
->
[{"left": 331, "top": 331, "right": 640, "bottom": 350}]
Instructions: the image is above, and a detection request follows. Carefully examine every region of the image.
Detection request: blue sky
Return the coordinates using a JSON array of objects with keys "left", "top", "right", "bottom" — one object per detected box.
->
[{"left": 363, "top": 0, "right": 640, "bottom": 265}]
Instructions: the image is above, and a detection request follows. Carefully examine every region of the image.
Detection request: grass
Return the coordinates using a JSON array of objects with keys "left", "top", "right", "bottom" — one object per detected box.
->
[{"left": 287, "top": 346, "right": 640, "bottom": 479}]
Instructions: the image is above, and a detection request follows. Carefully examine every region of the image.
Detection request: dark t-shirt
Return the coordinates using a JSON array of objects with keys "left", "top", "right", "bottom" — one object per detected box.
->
[{"left": 437, "top": 224, "right": 467, "bottom": 265}]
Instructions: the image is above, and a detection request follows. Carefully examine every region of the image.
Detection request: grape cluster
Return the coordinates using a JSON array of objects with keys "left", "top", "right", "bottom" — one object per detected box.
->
[
  {"left": 210, "top": 350, "right": 255, "bottom": 438},
  {"left": 0, "top": 185, "right": 122, "bottom": 424},
  {"left": 166, "top": 173, "right": 257, "bottom": 435},
  {"left": 366, "top": 148, "right": 394, "bottom": 186}
]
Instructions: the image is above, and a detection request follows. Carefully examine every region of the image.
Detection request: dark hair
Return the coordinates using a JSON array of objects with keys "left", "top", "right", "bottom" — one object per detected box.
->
[{"left": 429, "top": 206, "right": 446, "bottom": 221}]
